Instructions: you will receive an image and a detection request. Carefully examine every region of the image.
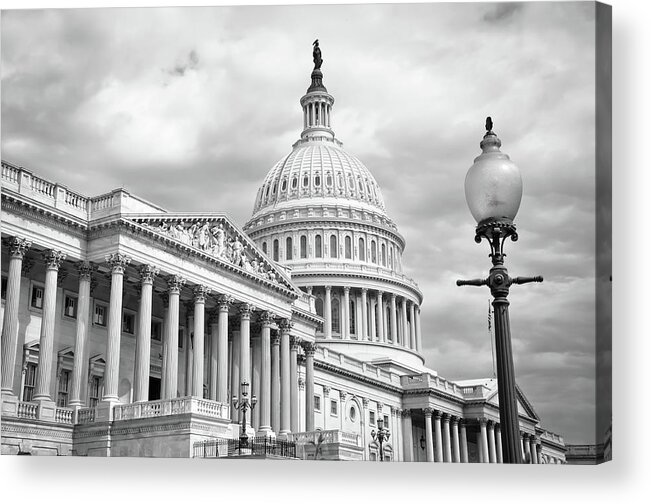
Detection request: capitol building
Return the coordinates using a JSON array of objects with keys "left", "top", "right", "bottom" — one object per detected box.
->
[{"left": 0, "top": 48, "right": 566, "bottom": 463}]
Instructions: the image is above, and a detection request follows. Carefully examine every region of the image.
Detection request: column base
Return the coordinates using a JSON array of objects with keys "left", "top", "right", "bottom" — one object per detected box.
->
[
  {"left": 256, "top": 427, "right": 275, "bottom": 439},
  {"left": 276, "top": 430, "right": 291, "bottom": 441},
  {"left": 1, "top": 392, "right": 19, "bottom": 417}
]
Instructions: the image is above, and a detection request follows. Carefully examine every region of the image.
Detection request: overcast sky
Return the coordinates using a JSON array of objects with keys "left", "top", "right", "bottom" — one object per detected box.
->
[{"left": 1, "top": 2, "right": 600, "bottom": 444}]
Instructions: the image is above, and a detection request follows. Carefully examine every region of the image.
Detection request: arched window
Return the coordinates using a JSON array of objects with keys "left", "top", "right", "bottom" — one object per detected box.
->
[
  {"left": 315, "top": 174, "right": 321, "bottom": 187},
  {"left": 281, "top": 179, "right": 287, "bottom": 192},
  {"left": 292, "top": 176, "right": 298, "bottom": 189},
  {"left": 332, "top": 298, "right": 340, "bottom": 334},
  {"left": 389, "top": 247, "right": 393, "bottom": 270},
  {"left": 315, "top": 297, "right": 324, "bottom": 317},
  {"left": 262, "top": 242, "right": 267, "bottom": 254},
  {"left": 337, "top": 173, "right": 344, "bottom": 188},
  {"left": 315, "top": 235, "right": 322, "bottom": 258},
  {"left": 381, "top": 243, "right": 386, "bottom": 266},
  {"left": 300, "top": 235, "right": 307, "bottom": 258},
  {"left": 272, "top": 181, "right": 277, "bottom": 195},
  {"left": 371, "top": 240, "right": 377, "bottom": 263},
  {"left": 330, "top": 235, "right": 337, "bottom": 258},
  {"left": 326, "top": 174, "right": 333, "bottom": 187},
  {"left": 286, "top": 237, "right": 293, "bottom": 260},
  {"left": 273, "top": 239, "right": 279, "bottom": 261},
  {"left": 349, "top": 298, "right": 356, "bottom": 335},
  {"left": 303, "top": 174, "right": 309, "bottom": 187},
  {"left": 359, "top": 238, "right": 366, "bottom": 261},
  {"left": 345, "top": 236, "right": 352, "bottom": 259},
  {"left": 385, "top": 305, "right": 392, "bottom": 341}
]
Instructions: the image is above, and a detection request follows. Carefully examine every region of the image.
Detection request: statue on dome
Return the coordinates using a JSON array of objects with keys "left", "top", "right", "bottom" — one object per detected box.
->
[{"left": 313, "top": 39, "right": 322, "bottom": 70}]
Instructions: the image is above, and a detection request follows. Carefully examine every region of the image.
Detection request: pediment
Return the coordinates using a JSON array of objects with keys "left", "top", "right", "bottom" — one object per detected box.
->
[
  {"left": 126, "top": 213, "right": 297, "bottom": 294},
  {"left": 486, "top": 384, "right": 539, "bottom": 421}
]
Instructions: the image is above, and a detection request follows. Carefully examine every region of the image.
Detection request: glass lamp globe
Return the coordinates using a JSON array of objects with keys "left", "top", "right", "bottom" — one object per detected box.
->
[{"left": 464, "top": 119, "right": 522, "bottom": 225}]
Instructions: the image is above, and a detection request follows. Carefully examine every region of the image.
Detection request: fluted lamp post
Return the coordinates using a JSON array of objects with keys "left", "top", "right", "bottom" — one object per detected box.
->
[
  {"left": 371, "top": 417, "right": 391, "bottom": 461},
  {"left": 457, "top": 118, "right": 543, "bottom": 464},
  {"left": 232, "top": 381, "right": 257, "bottom": 449}
]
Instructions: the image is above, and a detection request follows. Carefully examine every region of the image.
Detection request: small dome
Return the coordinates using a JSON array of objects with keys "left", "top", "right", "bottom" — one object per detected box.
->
[{"left": 251, "top": 140, "right": 387, "bottom": 217}]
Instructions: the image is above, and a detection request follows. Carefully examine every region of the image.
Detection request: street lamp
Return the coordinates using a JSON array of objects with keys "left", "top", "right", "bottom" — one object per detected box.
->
[
  {"left": 457, "top": 118, "right": 543, "bottom": 464},
  {"left": 232, "top": 381, "right": 257, "bottom": 448},
  {"left": 371, "top": 417, "right": 390, "bottom": 461}
]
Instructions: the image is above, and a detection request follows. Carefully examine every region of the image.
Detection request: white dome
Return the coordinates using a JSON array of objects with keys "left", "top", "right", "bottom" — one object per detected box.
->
[{"left": 252, "top": 140, "right": 387, "bottom": 218}]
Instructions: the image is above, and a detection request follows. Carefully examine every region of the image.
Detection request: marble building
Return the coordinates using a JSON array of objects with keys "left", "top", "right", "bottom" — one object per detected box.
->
[{"left": 0, "top": 50, "right": 566, "bottom": 463}]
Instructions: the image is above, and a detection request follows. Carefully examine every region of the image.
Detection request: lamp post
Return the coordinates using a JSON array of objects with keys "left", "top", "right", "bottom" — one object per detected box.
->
[
  {"left": 371, "top": 417, "right": 391, "bottom": 461},
  {"left": 457, "top": 118, "right": 542, "bottom": 464},
  {"left": 232, "top": 380, "right": 257, "bottom": 449}
]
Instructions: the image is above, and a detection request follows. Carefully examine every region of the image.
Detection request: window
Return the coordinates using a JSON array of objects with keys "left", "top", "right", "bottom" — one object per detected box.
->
[
  {"left": 381, "top": 243, "right": 386, "bottom": 266},
  {"left": 88, "top": 375, "right": 102, "bottom": 408},
  {"left": 57, "top": 369, "right": 71, "bottom": 407},
  {"left": 303, "top": 174, "right": 309, "bottom": 187},
  {"left": 330, "top": 399, "right": 338, "bottom": 416},
  {"left": 292, "top": 176, "right": 298, "bottom": 189},
  {"left": 326, "top": 174, "right": 333, "bottom": 187},
  {"left": 315, "top": 174, "right": 321, "bottom": 187},
  {"left": 31, "top": 284, "right": 44, "bottom": 309},
  {"left": 348, "top": 175, "right": 354, "bottom": 189},
  {"left": 286, "top": 237, "right": 293, "bottom": 260},
  {"left": 262, "top": 242, "right": 267, "bottom": 254},
  {"left": 371, "top": 240, "right": 377, "bottom": 263},
  {"left": 349, "top": 406, "right": 357, "bottom": 421},
  {"left": 345, "top": 236, "right": 352, "bottom": 259},
  {"left": 384, "top": 414, "right": 389, "bottom": 427},
  {"left": 151, "top": 320, "right": 162, "bottom": 341},
  {"left": 350, "top": 299, "right": 356, "bottom": 334},
  {"left": 273, "top": 239, "right": 279, "bottom": 261},
  {"left": 359, "top": 238, "right": 366, "bottom": 261},
  {"left": 329, "top": 235, "right": 337, "bottom": 259},
  {"left": 1, "top": 276, "right": 7, "bottom": 300},
  {"left": 281, "top": 179, "right": 287, "bottom": 191},
  {"left": 369, "top": 411, "right": 376, "bottom": 425},
  {"left": 23, "top": 363, "right": 37, "bottom": 402},
  {"left": 272, "top": 181, "right": 277, "bottom": 195},
  {"left": 94, "top": 302, "right": 107, "bottom": 327},
  {"left": 122, "top": 311, "right": 135, "bottom": 334},
  {"left": 63, "top": 294, "right": 78, "bottom": 319},
  {"left": 337, "top": 173, "right": 344, "bottom": 188},
  {"left": 315, "top": 297, "right": 324, "bottom": 317},
  {"left": 300, "top": 235, "right": 307, "bottom": 258},
  {"left": 314, "top": 395, "right": 321, "bottom": 412},
  {"left": 331, "top": 298, "right": 340, "bottom": 333},
  {"left": 315, "top": 235, "right": 322, "bottom": 258}
]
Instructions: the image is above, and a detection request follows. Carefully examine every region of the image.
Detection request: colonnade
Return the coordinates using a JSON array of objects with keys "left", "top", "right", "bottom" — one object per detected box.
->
[
  {"left": 0, "top": 238, "right": 317, "bottom": 436},
  {"left": 307, "top": 285, "right": 422, "bottom": 352}
]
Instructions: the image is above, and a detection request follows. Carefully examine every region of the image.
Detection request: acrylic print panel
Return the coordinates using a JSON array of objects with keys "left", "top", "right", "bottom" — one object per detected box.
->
[{"left": 0, "top": 1, "right": 610, "bottom": 463}]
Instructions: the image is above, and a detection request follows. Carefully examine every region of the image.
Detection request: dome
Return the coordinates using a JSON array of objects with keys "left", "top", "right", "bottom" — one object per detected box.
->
[{"left": 251, "top": 141, "right": 387, "bottom": 218}]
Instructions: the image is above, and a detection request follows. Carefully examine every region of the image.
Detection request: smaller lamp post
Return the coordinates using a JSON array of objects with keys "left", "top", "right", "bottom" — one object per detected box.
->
[
  {"left": 232, "top": 381, "right": 257, "bottom": 451},
  {"left": 371, "top": 417, "right": 391, "bottom": 461}
]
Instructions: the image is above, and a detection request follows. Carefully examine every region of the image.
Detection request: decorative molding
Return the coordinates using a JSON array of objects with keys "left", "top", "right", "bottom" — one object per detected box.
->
[
  {"left": 43, "top": 249, "right": 66, "bottom": 270},
  {"left": 166, "top": 275, "right": 186, "bottom": 294},
  {"left": 105, "top": 252, "right": 130, "bottom": 273},
  {"left": 139, "top": 264, "right": 159, "bottom": 284},
  {"left": 193, "top": 285, "right": 211, "bottom": 303},
  {"left": 8, "top": 236, "right": 32, "bottom": 259},
  {"left": 77, "top": 261, "right": 96, "bottom": 281}
]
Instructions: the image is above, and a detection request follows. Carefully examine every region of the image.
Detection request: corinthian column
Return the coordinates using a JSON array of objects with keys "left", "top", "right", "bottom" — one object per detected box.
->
[
  {"left": 361, "top": 288, "right": 368, "bottom": 341},
  {"left": 239, "top": 303, "right": 253, "bottom": 427},
  {"left": 69, "top": 262, "right": 94, "bottom": 409},
  {"left": 192, "top": 285, "right": 210, "bottom": 398},
  {"left": 258, "top": 311, "right": 274, "bottom": 436},
  {"left": 34, "top": 250, "right": 66, "bottom": 404},
  {"left": 278, "top": 319, "right": 292, "bottom": 437},
  {"left": 343, "top": 287, "right": 350, "bottom": 339},
  {"left": 271, "top": 331, "right": 281, "bottom": 433},
  {"left": 479, "top": 418, "right": 490, "bottom": 463},
  {"left": 1, "top": 237, "right": 31, "bottom": 398},
  {"left": 303, "top": 341, "right": 316, "bottom": 432},
  {"left": 401, "top": 297, "right": 408, "bottom": 347},
  {"left": 376, "top": 291, "right": 384, "bottom": 343},
  {"left": 442, "top": 413, "right": 452, "bottom": 462},
  {"left": 451, "top": 416, "right": 461, "bottom": 463},
  {"left": 290, "top": 336, "right": 299, "bottom": 432},
  {"left": 409, "top": 301, "right": 417, "bottom": 350},
  {"left": 324, "top": 286, "right": 332, "bottom": 339},
  {"left": 424, "top": 408, "right": 434, "bottom": 462},
  {"left": 390, "top": 294, "right": 397, "bottom": 344},
  {"left": 488, "top": 420, "right": 497, "bottom": 463},
  {"left": 216, "top": 295, "right": 231, "bottom": 403},
  {"left": 460, "top": 419, "right": 469, "bottom": 462},
  {"left": 133, "top": 265, "right": 158, "bottom": 402},
  {"left": 434, "top": 410, "right": 443, "bottom": 462},
  {"left": 163, "top": 275, "right": 184, "bottom": 399},
  {"left": 415, "top": 306, "right": 422, "bottom": 352},
  {"left": 496, "top": 424, "right": 503, "bottom": 463}
]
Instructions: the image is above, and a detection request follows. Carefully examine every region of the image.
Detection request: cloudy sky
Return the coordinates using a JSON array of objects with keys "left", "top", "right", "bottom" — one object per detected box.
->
[{"left": 1, "top": 2, "right": 601, "bottom": 444}]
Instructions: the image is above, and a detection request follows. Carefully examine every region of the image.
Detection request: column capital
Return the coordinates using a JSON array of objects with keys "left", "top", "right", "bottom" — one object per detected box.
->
[
  {"left": 8, "top": 237, "right": 32, "bottom": 259},
  {"left": 298, "top": 377, "right": 305, "bottom": 391},
  {"left": 376, "top": 290, "right": 383, "bottom": 298},
  {"left": 105, "top": 252, "right": 130, "bottom": 273},
  {"left": 238, "top": 302, "right": 255, "bottom": 318},
  {"left": 391, "top": 292, "right": 397, "bottom": 300},
  {"left": 442, "top": 412, "right": 451, "bottom": 422},
  {"left": 323, "top": 385, "right": 331, "bottom": 397},
  {"left": 362, "top": 397, "right": 369, "bottom": 407},
  {"left": 271, "top": 332, "right": 281, "bottom": 346},
  {"left": 325, "top": 285, "right": 332, "bottom": 292},
  {"left": 193, "top": 284, "right": 211, "bottom": 303},
  {"left": 401, "top": 408, "right": 411, "bottom": 418},
  {"left": 44, "top": 249, "right": 67, "bottom": 270},
  {"left": 451, "top": 416, "right": 460, "bottom": 426},
  {"left": 290, "top": 336, "right": 301, "bottom": 350},
  {"left": 216, "top": 294, "right": 233, "bottom": 311},
  {"left": 495, "top": 423, "right": 501, "bottom": 431},
  {"left": 339, "top": 390, "right": 347, "bottom": 401},
  {"left": 259, "top": 310, "right": 276, "bottom": 327},
  {"left": 166, "top": 274, "right": 186, "bottom": 294},
  {"left": 487, "top": 419, "right": 495, "bottom": 429},
  {"left": 423, "top": 407, "right": 434, "bottom": 417},
  {"left": 139, "top": 264, "right": 159, "bottom": 284},
  {"left": 361, "top": 287, "right": 368, "bottom": 294},
  {"left": 478, "top": 417, "right": 488, "bottom": 427},
  {"left": 77, "top": 261, "right": 96, "bottom": 280},
  {"left": 434, "top": 409, "right": 443, "bottom": 420},
  {"left": 377, "top": 401, "right": 384, "bottom": 411},
  {"left": 277, "top": 318, "right": 293, "bottom": 333},
  {"left": 343, "top": 286, "right": 350, "bottom": 293},
  {"left": 302, "top": 341, "right": 317, "bottom": 356}
]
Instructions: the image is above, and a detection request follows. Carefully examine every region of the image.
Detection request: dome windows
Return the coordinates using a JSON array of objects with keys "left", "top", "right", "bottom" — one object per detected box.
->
[
  {"left": 371, "top": 240, "right": 377, "bottom": 263},
  {"left": 326, "top": 173, "right": 333, "bottom": 187},
  {"left": 347, "top": 175, "right": 354, "bottom": 190},
  {"left": 273, "top": 239, "right": 279, "bottom": 261},
  {"left": 286, "top": 237, "right": 293, "bottom": 260},
  {"left": 359, "top": 238, "right": 366, "bottom": 261},
  {"left": 337, "top": 173, "right": 344, "bottom": 188},
  {"left": 315, "top": 235, "right": 323, "bottom": 258},
  {"left": 381, "top": 243, "right": 386, "bottom": 266},
  {"left": 281, "top": 179, "right": 287, "bottom": 192},
  {"left": 315, "top": 174, "right": 321, "bottom": 187},
  {"left": 330, "top": 235, "right": 338, "bottom": 259},
  {"left": 292, "top": 176, "right": 298, "bottom": 190},
  {"left": 262, "top": 242, "right": 267, "bottom": 255},
  {"left": 345, "top": 236, "right": 352, "bottom": 259},
  {"left": 303, "top": 174, "right": 309, "bottom": 188},
  {"left": 300, "top": 235, "right": 307, "bottom": 258}
]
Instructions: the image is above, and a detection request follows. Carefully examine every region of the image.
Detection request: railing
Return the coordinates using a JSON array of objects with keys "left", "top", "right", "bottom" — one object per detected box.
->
[
  {"left": 2, "top": 161, "right": 20, "bottom": 184},
  {"left": 77, "top": 407, "right": 97, "bottom": 424},
  {"left": 90, "top": 192, "right": 115, "bottom": 211},
  {"left": 290, "top": 429, "right": 361, "bottom": 447},
  {"left": 193, "top": 437, "right": 297, "bottom": 459},
  {"left": 112, "top": 397, "right": 229, "bottom": 421},
  {"left": 17, "top": 401, "right": 38, "bottom": 420},
  {"left": 55, "top": 407, "right": 74, "bottom": 424}
]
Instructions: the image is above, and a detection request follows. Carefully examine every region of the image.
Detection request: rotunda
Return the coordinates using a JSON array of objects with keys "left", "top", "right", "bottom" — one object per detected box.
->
[{"left": 244, "top": 46, "right": 424, "bottom": 369}]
